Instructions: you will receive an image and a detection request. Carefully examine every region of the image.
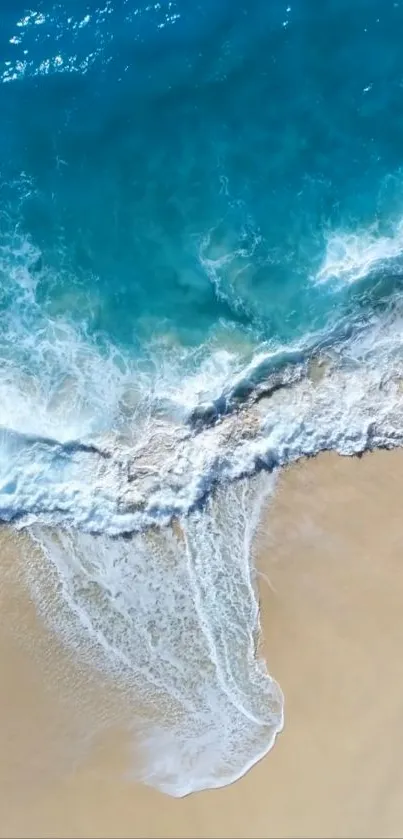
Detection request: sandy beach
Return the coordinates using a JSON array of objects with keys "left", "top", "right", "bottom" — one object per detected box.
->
[{"left": 1, "top": 450, "right": 403, "bottom": 838}]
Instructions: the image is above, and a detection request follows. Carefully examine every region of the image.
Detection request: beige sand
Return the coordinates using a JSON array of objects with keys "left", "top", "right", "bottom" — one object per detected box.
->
[{"left": 1, "top": 450, "right": 403, "bottom": 838}]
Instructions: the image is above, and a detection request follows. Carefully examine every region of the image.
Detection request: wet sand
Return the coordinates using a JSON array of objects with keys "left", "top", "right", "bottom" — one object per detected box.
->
[{"left": 2, "top": 450, "right": 403, "bottom": 838}]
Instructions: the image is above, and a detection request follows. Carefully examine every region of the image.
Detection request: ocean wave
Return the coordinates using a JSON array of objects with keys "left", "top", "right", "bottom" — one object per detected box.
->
[
  {"left": 3, "top": 218, "right": 403, "bottom": 797},
  {"left": 1, "top": 297, "right": 403, "bottom": 535},
  {"left": 316, "top": 219, "right": 403, "bottom": 286},
  {"left": 19, "top": 293, "right": 403, "bottom": 794}
]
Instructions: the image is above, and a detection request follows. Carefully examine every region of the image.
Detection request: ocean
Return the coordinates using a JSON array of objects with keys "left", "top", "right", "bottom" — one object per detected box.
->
[{"left": 1, "top": 0, "right": 403, "bottom": 797}]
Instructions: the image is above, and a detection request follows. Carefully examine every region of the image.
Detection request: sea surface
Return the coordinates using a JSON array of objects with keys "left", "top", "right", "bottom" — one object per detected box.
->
[{"left": 1, "top": 0, "right": 403, "bottom": 797}]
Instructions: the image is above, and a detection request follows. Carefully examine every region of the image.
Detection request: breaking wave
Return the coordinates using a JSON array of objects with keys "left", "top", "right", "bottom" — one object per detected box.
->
[{"left": 3, "top": 206, "right": 403, "bottom": 796}]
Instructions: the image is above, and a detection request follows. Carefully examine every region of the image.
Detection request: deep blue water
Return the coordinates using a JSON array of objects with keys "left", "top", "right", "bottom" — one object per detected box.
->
[{"left": 2, "top": 0, "right": 403, "bottom": 354}]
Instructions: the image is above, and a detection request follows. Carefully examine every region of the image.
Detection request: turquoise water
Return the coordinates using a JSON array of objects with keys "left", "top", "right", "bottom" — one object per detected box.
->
[
  {"left": 2, "top": 0, "right": 403, "bottom": 796},
  {"left": 4, "top": 1, "right": 403, "bottom": 352}
]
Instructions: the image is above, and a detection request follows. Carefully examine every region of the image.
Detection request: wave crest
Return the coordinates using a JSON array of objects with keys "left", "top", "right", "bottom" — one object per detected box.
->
[{"left": 316, "top": 220, "right": 403, "bottom": 285}]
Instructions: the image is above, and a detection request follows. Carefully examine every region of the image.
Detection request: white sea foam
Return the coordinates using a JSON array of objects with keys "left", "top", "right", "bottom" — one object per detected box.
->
[
  {"left": 27, "top": 474, "right": 283, "bottom": 797},
  {"left": 1, "top": 228, "right": 403, "bottom": 537},
  {"left": 316, "top": 219, "right": 403, "bottom": 285},
  {"left": 2, "top": 303, "right": 403, "bottom": 536}
]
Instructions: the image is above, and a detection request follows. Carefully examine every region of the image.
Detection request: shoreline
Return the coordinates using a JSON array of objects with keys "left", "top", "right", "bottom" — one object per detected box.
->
[{"left": 1, "top": 450, "right": 403, "bottom": 836}]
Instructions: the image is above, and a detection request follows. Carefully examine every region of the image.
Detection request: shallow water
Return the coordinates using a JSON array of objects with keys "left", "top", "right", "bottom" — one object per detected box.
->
[{"left": 1, "top": 0, "right": 403, "bottom": 796}]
